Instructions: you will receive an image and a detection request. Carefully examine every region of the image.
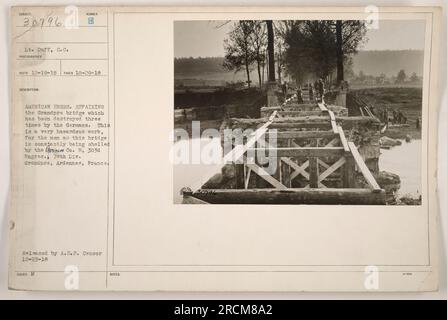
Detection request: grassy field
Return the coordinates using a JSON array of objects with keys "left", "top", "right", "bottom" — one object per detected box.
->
[
  {"left": 352, "top": 87, "right": 422, "bottom": 139},
  {"left": 175, "top": 71, "right": 260, "bottom": 85}
]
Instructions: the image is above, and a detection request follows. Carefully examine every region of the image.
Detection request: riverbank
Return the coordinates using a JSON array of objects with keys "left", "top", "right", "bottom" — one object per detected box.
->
[{"left": 352, "top": 87, "right": 422, "bottom": 139}]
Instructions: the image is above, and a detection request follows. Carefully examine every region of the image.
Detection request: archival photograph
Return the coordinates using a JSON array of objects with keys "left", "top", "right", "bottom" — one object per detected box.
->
[
  {"left": 173, "top": 19, "right": 425, "bottom": 205},
  {"left": 7, "top": 6, "right": 440, "bottom": 293}
]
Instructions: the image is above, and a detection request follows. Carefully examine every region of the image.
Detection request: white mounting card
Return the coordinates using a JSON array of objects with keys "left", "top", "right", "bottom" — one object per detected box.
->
[{"left": 9, "top": 6, "right": 441, "bottom": 291}]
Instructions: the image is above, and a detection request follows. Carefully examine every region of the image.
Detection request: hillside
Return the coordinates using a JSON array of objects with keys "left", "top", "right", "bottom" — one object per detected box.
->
[
  {"left": 174, "top": 50, "right": 425, "bottom": 80},
  {"left": 351, "top": 50, "right": 424, "bottom": 77}
]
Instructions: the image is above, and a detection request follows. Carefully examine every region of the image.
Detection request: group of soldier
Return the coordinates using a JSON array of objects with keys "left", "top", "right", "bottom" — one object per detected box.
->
[
  {"left": 376, "top": 107, "right": 408, "bottom": 125},
  {"left": 290, "top": 78, "right": 325, "bottom": 103}
]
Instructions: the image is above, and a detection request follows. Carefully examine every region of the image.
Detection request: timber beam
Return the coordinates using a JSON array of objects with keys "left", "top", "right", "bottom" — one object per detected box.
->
[
  {"left": 186, "top": 188, "right": 386, "bottom": 205},
  {"left": 246, "top": 147, "right": 345, "bottom": 157},
  {"left": 267, "top": 130, "right": 336, "bottom": 140}
]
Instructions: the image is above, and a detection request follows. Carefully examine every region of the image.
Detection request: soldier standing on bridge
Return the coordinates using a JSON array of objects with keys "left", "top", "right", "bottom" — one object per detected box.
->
[
  {"left": 309, "top": 84, "right": 314, "bottom": 101},
  {"left": 281, "top": 81, "right": 288, "bottom": 99},
  {"left": 316, "top": 78, "right": 325, "bottom": 102},
  {"left": 296, "top": 86, "right": 304, "bottom": 103}
]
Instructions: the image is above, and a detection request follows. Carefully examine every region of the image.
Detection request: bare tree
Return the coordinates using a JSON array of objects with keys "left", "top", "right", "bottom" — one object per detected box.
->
[
  {"left": 283, "top": 20, "right": 367, "bottom": 85},
  {"left": 266, "top": 20, "right": 275, "bottom": 83},
  {"left": 246, "top": 21, "right": 267, "bottom": 88},
  {"left": 223, "top": 21, "right": 256, "bottom": 87},
  {"left": 335, "top": 20, "right": 344, "bottom": 84},
  {"left": 274, "top": 21, "right": 296, "bottom": 84},
  {"left": 284, "top": 21, "right": 337, "bottom": 83},
  {"left": 332, "top": 20, "right": 368, "bottom": 84}
]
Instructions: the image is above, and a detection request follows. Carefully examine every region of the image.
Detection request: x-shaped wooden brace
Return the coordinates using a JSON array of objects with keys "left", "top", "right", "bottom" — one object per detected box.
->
[
  {"left": 243, "top": 155, "right": 287, "bottom": 189},
  {"left": 302, "top": 156, "right": 346, "bottom": 188},
  {"left": 231, "top": 131, "right": 287, "bottom": 190},
  {"left": 285, "top": 137, "right": 339, "bottom": 184},
  {"left": 237, "top": 132, "right": 341, "bottom": 190}
]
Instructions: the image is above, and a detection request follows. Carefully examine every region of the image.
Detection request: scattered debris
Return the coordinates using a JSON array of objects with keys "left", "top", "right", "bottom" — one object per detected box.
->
[
  {"left": 379, "top": 136, "right": 402, "bottom": 148},
  {"left": 374, "top": 171, "right": 401, "bottom": 204},
  {"left": 398, "top": 194, "right": 422, "bottom": 205},
  {"left": 375, "top": 171, "right": 401, "bottom": 192}
]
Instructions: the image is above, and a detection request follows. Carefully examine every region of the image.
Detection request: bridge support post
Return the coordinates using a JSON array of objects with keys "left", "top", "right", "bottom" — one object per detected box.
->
[
  {"left": 335, "top": 86, "right": 348, "bottom": 108},
  {"left": 335, "top": 92, "right": 346, "bottom": 108},
  {"left": 309, "top": 157, "right": 319, "bottom": 188},
  {"left": 235, "top": 163, "right": 245, "bottom": 189},
  {"left": 343, "top": 154, "right": 356, "bottom": 188},
  {"left": 273, "top": 157, "right": 280, "bottom": 184},
  {"left": 280, "top": 158, "right": 291, "bottom": 187}
]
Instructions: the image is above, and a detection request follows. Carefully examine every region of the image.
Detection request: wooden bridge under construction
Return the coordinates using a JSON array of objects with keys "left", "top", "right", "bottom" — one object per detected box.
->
[{"left": 182, "top": 90, "right": 386, "bottom": 205}]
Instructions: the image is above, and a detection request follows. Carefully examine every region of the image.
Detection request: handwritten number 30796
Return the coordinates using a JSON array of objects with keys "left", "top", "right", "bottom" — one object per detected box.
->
[{"left": 23, "top": 16, "right": 63, "bottom": 28}]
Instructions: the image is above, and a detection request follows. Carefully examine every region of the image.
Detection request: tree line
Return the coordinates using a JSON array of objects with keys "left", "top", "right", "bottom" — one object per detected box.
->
[
  {"left": 222, "top": 20, "right": 368, "bottom": 88},
  {"left": 353, "top": 69, "right": 421, "bottom": 85}
]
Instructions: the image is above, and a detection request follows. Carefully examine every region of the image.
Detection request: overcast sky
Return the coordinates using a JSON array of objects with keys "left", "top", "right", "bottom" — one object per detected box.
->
[{"left": 174, "top": 20, "right": 426, "bottom": 58}]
